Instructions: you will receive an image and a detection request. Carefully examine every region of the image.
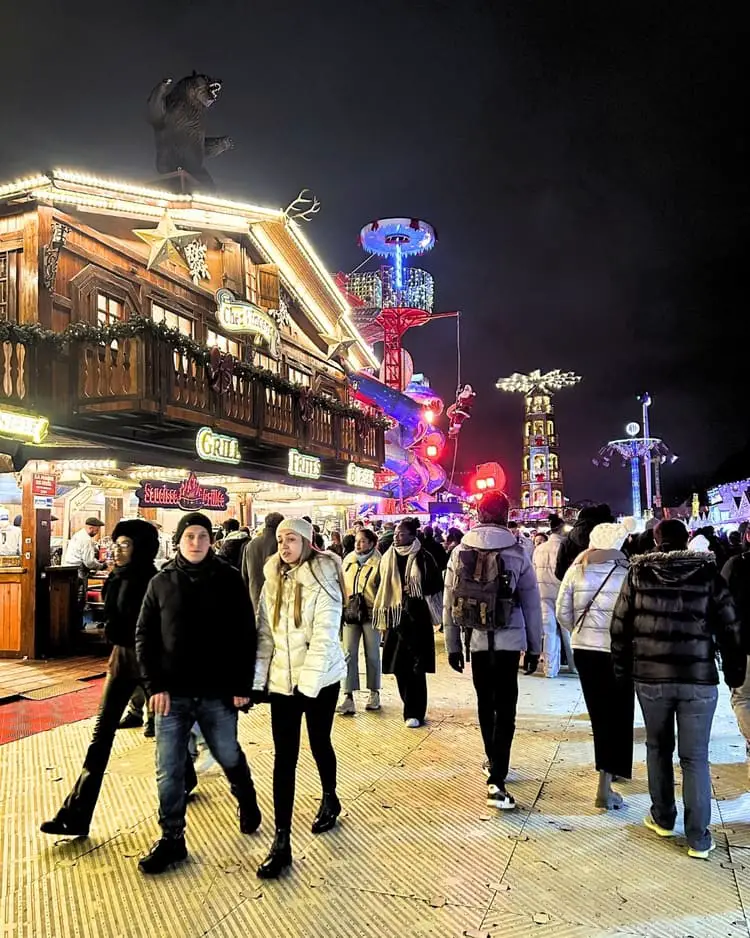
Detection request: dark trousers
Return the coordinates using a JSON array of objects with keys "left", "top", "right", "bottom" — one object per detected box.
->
[
  {"left": 270, "top": 682, "right": 339, "bottom": 830},
  {"left": 636, "top": 682, "right": 717, "bottom": 852},
  {"left": 156, "top": 697, "right": 255, "bottom": 840},
  {"left": 574, "top": 649, "right": 634, "bottom": 779},
  {"left": 394, "top": 665, "right": 428, "bottom": 723},
  {"left": 470, "top": 650, "right": 521, "bottom": 787}
]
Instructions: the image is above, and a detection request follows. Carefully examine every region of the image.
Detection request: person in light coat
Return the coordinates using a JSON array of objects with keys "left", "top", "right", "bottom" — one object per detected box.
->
[
  {"left": 338, "top": 528, "right": 382, "bottom": 715},
  {"left": 443, "top": 492, "right": 543, "bottom": 811},
  {"left": 253, "top": 517, "right": 347, "bottom": 880},
  {"left": 556, "top": 521, "right": 633, "bottom": 809},
  {"left": 532, "top": 514, "right": 576, "bottom": 678}
]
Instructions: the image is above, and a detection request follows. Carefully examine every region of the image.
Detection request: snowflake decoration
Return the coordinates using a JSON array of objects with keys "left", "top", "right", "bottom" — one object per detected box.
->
[{"left": 182, "top": 239, "right": 210, "bottom": 286}]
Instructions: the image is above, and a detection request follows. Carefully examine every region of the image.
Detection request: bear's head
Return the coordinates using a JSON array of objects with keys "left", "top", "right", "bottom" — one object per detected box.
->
[{"left": 171, "top": 71, "right": 223, "bottom": 109}]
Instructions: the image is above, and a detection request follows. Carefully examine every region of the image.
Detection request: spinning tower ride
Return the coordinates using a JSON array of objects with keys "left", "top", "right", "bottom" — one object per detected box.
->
[{"left": 496, "top": 369, "right": 581, "bottom": 511}]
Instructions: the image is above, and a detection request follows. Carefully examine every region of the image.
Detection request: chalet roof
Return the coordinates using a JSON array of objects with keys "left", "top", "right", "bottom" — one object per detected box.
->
[{"left": 0, "top": 169, "right": 378, "bottom": 371}]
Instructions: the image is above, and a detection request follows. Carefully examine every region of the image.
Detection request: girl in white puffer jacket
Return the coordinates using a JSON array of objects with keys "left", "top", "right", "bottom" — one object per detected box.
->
[
  {"left": 556, "top": 521, "right": 634, "bottom": 810},
  {"left": 253, "top": 518, "right": 347, "bottom": 880}
]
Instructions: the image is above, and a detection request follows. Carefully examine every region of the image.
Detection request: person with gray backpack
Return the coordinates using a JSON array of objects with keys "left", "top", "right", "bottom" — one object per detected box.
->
[{"left": 443, "top": 492, "right": 543, "bottom": 810}]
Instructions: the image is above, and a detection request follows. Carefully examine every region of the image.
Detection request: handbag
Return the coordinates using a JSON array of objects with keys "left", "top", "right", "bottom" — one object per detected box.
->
[
  {"left": 344, "top": 564, "right": 374, "bottom": 625},
  {"left": 573, "top": 565, "right": 619, "bottom": 633}
]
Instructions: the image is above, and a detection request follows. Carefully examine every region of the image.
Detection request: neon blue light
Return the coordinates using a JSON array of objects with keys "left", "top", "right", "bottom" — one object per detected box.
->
[
  {"left": 630, "top": 455, "right": 642, "bottom": 518},
  {"left": 394, "top": 243, "right": 403, "bottom": 291}
]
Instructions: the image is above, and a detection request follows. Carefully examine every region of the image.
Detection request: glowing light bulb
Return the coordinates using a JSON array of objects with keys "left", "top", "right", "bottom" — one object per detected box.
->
[{"left": 424, "top": 409, "right": 435, "bottom": 425}]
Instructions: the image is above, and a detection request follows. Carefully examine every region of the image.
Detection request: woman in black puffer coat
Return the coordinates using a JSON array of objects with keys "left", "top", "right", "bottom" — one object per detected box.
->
[{"left": 40, "top": 520, "right": 159, "bottom": 837}]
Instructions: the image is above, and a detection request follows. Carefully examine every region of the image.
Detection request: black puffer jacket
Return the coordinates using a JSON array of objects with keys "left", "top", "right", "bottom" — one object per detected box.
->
[
  {"left": 136, "top": 551, "right": 256, "bottom": 699},
  {"left": 722, "top": 551, "right": 750, "bottom": 653},
  {"left": 611, "top": 550, "right": 744, "bottom": 687}
]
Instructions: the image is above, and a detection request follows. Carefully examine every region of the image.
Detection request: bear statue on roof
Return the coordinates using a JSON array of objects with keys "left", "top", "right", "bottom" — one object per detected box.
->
[{"left": 147, "top": 72, "right": 234, "bottom": 191}]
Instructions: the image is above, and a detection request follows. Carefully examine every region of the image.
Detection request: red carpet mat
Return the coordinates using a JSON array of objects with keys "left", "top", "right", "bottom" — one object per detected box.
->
[{"left": 0, "top": 677, "right": 105, "bottom": 745}]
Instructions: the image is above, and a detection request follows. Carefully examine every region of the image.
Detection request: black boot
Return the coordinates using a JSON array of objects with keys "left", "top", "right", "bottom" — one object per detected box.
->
[
  {"left": 143, "top": 716, "right": 155, "bottom": 738},
  {"left": 311, "top": 791, "right": 341, "bottom": 834},
  {"left": 138, "top": 837, "right": 187, "bottom": 875},
  {"left": 225, "top": 759, "right": 261, "bottom": 834},
  {"left": 118, "top": 712, "right": 143, "bottom": 730},
  {"left": 40, "top": 812, "right": 89, "bottom": 838},
  {"left": 257, "top": 828, "right": 292, "bottom": 879}
]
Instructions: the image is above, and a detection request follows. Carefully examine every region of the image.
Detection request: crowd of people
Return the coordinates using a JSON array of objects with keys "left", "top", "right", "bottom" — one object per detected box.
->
[{"left": 38, "top": 494, "right": 750, "bottom": 875}]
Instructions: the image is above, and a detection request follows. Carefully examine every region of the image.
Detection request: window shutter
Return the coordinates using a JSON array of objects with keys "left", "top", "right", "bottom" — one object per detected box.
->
[
  {"left": 257, "top": 264, "right": 280, "bottom": 311},
  {"left": 220, "top": 241, "right": 243, "bottom": 295}
]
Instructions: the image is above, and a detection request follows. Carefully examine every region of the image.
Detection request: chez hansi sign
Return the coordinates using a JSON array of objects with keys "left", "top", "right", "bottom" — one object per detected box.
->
[
  {"left": 215, "top": 289, "right": 281, "bottom": 359},
  {"left": 135, "top": 472, "right": 229, "bottom": 512}
]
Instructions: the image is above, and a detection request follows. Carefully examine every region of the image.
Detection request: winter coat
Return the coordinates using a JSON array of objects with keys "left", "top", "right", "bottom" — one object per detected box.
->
[
  {"left": 532, "top": 532, "right": 565, "bottom": 603},
  {"left": 381, "top": 547, "right": 443, "bottom": 675},
  {"left": 443, "top": 524, "right": 543, "bottom": 656},
  {"left": 342, "top": 550, "right": 381, "bottom": 618},
  {"left": 722, "top": 552, "right": 750, "bottom": 653},
  {"left": 556, "top": 549, "right": 629, "bottom": 653},
  {"left": 254, "top": 551, "right": 347, "bottom": 697},
  {"left": 422, "top": 536, "right": 448, "bottom": 572},
  {"left": 242, "top": 524, "right": 280, "bottom": 612},
  {"left": 611, "top": 550, "right": 745, "bottom": 687},
  {"left": 218, "top": 530, "right": 249, "bottom": 570},
  {"left": 136, "top": 552, "right": 256, "bottom": 699},
  {"left": 377, "top": 530, "right": 395, "bottom": 555},
  {"left": 103, "top": 562, "right": 157, "bottom": 680}
]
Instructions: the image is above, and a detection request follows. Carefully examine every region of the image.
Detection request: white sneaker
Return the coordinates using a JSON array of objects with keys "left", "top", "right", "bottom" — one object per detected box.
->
[
  {"left": 337, "top": 695, "right": 356, "bottom": 716},
  {"left": 487, "top": 784, "right": 516, "bottom": 810},
  {"left": 194, "top": 747, "right": 217, "bottom": 775},
  {"left": 365, "top": 691, "right": 381, "bottom": 711},
  {"left": 404, "top": 718, "right": 421, "bottom": 728}
]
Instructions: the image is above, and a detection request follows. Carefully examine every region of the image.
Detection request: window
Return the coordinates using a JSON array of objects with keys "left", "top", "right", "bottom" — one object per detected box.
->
[
  {"left": 96, "top": 293, "right": 124, "bottom": 326},
  {"left": 254, "top": 350, "right": 280, "bottom": 374},
  {"left": 151, "top": 301, "right": 193, "bottom": 337},
  {"left": 0, "top": 251, "right": 19, "bottom": 321},
  {"left": 207, "top": 329, "right": 241, "bottom": 358},
  {"left": 287, "top": 365, "right": 311, "bottom": 387}
]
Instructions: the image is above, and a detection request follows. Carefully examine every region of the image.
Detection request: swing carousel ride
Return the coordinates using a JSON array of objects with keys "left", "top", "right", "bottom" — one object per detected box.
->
[{"left": 337, "top": 217, "right": 474, "bottom": 512}]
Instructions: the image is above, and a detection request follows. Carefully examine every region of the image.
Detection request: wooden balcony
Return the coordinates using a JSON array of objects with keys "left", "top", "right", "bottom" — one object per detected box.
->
[{"left": 71, "top": 333, "right": 383, "bottom": 468}]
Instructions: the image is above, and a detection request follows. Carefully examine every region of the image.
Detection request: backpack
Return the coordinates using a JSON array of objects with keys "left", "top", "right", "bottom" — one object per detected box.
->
[{"left": 451, "top": 547, "right": 516, "bottom": 630}]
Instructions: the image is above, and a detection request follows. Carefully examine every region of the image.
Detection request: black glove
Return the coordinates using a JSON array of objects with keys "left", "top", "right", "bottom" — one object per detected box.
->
[
  {"left": 524, "top": 653, "right": 540, "bottom": 675},
  {"left": 251, "top": 688, "right": 269, "bottom": 705},
  {"left": 448, "top": 652, "right": 465, "bottom": 673}
]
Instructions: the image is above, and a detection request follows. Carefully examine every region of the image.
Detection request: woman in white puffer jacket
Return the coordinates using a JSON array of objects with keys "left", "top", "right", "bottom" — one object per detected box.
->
[
  {"left": 253, "top": 517, "right": 346, "bottom": 880},
  {"left": 556, "top": 521, "right": 634, "bottom": 811}
]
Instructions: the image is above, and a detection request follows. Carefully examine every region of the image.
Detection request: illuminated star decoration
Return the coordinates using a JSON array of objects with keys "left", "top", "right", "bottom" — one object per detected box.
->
[
  {"left": 496, "top": 369, "right": 582, "bottom": 395},
  {"left": 132, "top": 212, "right": 202, "bottom": 271},
  {"left": 319, "top": 319, "right": 357, "bottom": 365}
]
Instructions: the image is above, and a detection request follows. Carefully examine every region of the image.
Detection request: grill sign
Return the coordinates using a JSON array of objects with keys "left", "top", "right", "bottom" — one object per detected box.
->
[
  {"left": 196, "top": 427, "right": 241, "bottom": 465},
  {"left": 215, "top": 288, "right": 281, "bottom": 359},
  {"left": 135, "top": 472, "right": 229, "bottom": 511}
]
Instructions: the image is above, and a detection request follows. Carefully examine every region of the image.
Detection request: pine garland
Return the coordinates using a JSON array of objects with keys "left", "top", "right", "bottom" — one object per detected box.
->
[{"left": 1, "top": 318, "right": 390, "bottom": 430}]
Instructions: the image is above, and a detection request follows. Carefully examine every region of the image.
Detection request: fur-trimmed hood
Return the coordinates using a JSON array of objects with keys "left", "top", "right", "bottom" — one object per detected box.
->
[{"left": 630, "top": 549, "right": 717, "bottom": 588}]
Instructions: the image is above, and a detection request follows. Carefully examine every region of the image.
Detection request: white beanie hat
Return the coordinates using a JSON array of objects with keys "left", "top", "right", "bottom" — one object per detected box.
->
[
  {"left": 589, "top": 518, "right": 635, "bottom": 551},
  {"left": 276, "top": 517, "right": 314, "bottom": 543},
  {"left": 688, "top": 534, "right": 710, "bottom": 553}
]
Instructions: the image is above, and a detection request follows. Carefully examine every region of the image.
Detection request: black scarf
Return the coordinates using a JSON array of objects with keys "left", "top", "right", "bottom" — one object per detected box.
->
[{"left": 174, "top": 549, "right": 218, "bottom": 584}]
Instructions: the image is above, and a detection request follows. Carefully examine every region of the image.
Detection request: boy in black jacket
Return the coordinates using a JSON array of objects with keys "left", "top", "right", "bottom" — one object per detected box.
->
[{"left": 136, "top": 512, "right": 260, "bottom": 874}]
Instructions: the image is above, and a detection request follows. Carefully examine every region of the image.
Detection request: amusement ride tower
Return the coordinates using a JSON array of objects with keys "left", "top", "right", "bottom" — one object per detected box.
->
[{"left": 496, "top": 369, "right": 582, "bottom": 512}]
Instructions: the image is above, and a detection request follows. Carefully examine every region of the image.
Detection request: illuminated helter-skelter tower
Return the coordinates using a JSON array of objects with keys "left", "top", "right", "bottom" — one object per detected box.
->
[{"left": 496, "top": 370, "right": 582, "bottom": 512}]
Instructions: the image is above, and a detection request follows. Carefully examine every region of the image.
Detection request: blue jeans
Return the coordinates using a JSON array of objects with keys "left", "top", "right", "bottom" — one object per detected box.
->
[
  {"left": 156, "top": 696, "right": 255, "bottom": 839},
  {"left": 636, "top": 682, "right": 717, "bottom": 851}
]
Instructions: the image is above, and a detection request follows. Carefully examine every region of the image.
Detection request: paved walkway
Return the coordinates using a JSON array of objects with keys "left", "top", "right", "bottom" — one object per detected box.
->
[
  {"left": 2, "top": 645, "right": 750, "bottom": 937},
  {"left": 0, "top": 656, "right": 106, "bottom": 702}
]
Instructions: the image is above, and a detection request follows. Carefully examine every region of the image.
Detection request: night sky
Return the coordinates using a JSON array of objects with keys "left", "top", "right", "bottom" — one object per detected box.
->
[{"left": 1, "top": 2, "right": 745, "bottom": 513}]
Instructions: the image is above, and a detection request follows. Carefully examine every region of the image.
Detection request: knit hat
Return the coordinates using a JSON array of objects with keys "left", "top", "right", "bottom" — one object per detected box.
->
[
  {"left": 688, "top": 534, "right": 710, "bottom": 553},
  {"left": 112, "top": 519, "right": 159, "bottom": 564},
  {"left": 589, "top": 518, "right": 636, "bottom": 551},
  {"left": 276, "top": 517, "right": 314, "bottom": 543},
  {"left": 174, "top": 512, "right": 214, "bottom": 545},
  {"left": 548, "top": 513, "right": 563, "bottom": 532}
]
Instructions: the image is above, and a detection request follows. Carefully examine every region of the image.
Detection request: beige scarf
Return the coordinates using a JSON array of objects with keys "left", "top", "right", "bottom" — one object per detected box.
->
[{"left": 372, "top": 540, "right": 423, "bottom": 631}]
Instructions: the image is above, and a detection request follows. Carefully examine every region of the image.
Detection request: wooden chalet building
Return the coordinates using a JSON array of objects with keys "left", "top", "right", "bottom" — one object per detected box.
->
[{"left": 0, "top": 169, "right": 385, "bottom": 657}]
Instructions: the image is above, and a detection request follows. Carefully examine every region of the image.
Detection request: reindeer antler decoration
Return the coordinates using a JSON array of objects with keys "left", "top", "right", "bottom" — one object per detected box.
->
[{"left": 284, "top": 189, "right": 321, "bottom": 222}]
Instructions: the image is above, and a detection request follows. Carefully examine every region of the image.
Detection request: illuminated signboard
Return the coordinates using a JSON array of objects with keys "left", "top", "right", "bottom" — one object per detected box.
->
[
  {"left": 0, "top": 410, "right": 49, "bottom": 444},
  {"left": 288, "top": 448, "right": 321, "bottom": 480},
  {"left": 135, "top": 472, "right": 229, "bottom": 511},
  {"left": 215, "top": 288, "right": 281, "bottom": 359},
  {"left": 196, "top": 426, "right": 241, "bottom": 465},
  {"left": 346, "top": 463, "right": 376, "bottom": 489}
]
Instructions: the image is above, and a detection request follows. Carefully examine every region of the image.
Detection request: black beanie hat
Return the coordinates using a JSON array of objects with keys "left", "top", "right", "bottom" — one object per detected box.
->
[
  {"left": 174, "top": 512, "right": 214, "bottom": 546},
  {"left": 111, "top": 519, "right": 159, "bottom": 564}
]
